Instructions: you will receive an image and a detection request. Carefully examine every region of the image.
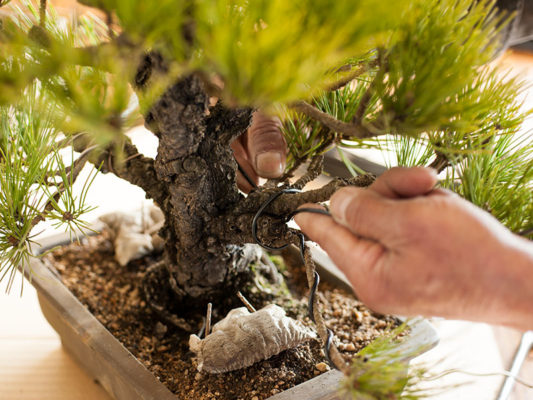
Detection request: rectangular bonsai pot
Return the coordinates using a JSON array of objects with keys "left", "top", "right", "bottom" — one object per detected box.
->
[{"left": 24, "top": 231, "right": 439, "bottom": 400}]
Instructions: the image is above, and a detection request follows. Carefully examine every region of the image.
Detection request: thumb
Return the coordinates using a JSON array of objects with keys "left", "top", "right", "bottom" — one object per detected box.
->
[{"left": 246, "top": 111, "right": 287, "bottom": 178}]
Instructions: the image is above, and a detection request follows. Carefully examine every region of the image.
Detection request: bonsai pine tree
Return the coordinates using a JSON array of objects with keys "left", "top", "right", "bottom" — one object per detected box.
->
[{"left": 0, "top": 0, "right": 532, "bottom": 391}]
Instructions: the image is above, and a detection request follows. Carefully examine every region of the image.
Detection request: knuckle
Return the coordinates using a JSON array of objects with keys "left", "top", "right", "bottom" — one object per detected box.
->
[
  {"left": 396, "top": 203, "right": 431, "bottom": 239},
  {"left": 342, "top": 194, "right": 369, "bottom": 231},
  {"left": 249, "top": 131, "right": 287, "bottom": 153},
  {"left": 398, "top": 196, "right": 454, "bottom": 240}
]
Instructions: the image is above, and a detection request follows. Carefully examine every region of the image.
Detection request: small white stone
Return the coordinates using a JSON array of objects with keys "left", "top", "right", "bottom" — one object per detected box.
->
[
  {"left": 315, "top": 362, "right": 329, "bottom": 372},
  {"left": 345, "top": 343, "right": 356, "bottom": 352},
  {"left": 353, "top": 310, "right": 363, "bottom": 322}
]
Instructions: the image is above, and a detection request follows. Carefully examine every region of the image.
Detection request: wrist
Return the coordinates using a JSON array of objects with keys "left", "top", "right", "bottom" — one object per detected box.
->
[{"left": 490, "top": 236, "right": 533, "bottom": 331}]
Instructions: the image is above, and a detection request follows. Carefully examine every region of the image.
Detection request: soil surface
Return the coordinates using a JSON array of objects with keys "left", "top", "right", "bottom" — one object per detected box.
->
[{"left": 45, "top": 231, "right": 400, "bottom": 400}]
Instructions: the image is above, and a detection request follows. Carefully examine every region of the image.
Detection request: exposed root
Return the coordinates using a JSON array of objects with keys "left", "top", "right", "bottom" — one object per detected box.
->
[{"left": 142, "top": 261, "right": 193, "bottom": 331}]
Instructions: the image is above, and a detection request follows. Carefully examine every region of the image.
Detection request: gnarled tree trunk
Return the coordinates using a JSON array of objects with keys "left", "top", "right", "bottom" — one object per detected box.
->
[{"left": 143, "top": 74, "right": 260, "bottom": 302}]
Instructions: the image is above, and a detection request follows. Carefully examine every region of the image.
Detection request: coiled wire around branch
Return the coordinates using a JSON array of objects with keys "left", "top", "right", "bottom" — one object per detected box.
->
[{"left": 252, "top": 188, "right": 349, "bottom": 374}]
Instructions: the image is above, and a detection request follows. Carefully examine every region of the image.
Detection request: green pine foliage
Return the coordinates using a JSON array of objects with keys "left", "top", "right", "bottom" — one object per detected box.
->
[
  {"left": 276, "top": 0, "right": 532, "bottom": 237},
  {"left": 447, "top": 132, "right": 533, "bottom": 236},
  {"left": 340, "top": 322, "right": 462, "bottom": 399},
  {"left": 80, "top": 0, "right": 188, "bottom": 59},
  {"left": 340, "top": 324, "right": 424, "bottom": 399},
  {"left": 0, "top": 0, "right": 529, "bottom": 291},
  {"left": 0, "top": 89, "right": 54, "bottom": 292},
  {"left": 1, "top": 3, "right": 133, "bottom": 138},
  {"left": 0, "top": 85, "right": 95, "bottom": 292},
  {"left": 373, "top": 0, "right": 507, "bottom": 136}
]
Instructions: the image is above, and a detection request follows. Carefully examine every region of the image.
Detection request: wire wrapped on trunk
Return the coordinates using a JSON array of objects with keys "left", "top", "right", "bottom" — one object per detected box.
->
[{"left": 251, "top": 188, "right": 350, "bottom": 374}]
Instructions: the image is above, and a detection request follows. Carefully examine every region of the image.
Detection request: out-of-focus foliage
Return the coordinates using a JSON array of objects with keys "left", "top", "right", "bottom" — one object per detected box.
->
[
  {"left": 194, "top": 0, "right": 409, "bottom": 104},
  {"left": 275, "top": 0, "right": 531, "bottom": 239},
  {"left": 280, "top": 0, "right": 526, "bottom": 170},
  {"left": 362, "top": 69, "right": 526, "bottom": 169},
  {"left": 1, "top": 0, "right": 524, "bottom": 137},
  {"left": 1, "top": 0, "right": 413, "bottom": 112},
  {"left": 0, "top": 3, "right": 137, "bottom": 141},
  {"left": 79, "top": 0, "right": 188, "bottom": 59},
  {"left": 373, "top": 0, "right": 507, "bottom": 135}
]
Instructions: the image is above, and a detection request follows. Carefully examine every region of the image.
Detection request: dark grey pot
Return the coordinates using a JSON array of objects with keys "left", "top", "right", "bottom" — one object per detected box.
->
[{"left": 25, "top": 232, "right": 439, "bottom": 400}]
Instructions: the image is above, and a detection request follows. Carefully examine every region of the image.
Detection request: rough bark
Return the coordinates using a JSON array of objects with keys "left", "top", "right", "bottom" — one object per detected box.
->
[
  {"left": 211, "top": 175, "right": 374, "bottom": 248},
  {"left": 142, "top": 74, "right": 257, "bottom": 301}
]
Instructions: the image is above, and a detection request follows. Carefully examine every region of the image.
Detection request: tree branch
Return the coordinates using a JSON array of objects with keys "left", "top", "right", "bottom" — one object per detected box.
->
[
  {"left": 290, "top": 100, "right": 382, "bottom": 139},
  {"left": 213, "top": 174, "right": 375, "bottom": 247},
  {"left": 100, "top": 142, "right": 169, "bottom": 206},
  {"left": 428, "top": 152, "right": 450, "bottom": 173},
  {"left": 234, "top": 175, "right": 374, "bottom": 218},
  {"left": 326, "top": 60, "right": 378, "bottom": 92},
  {"left": 31, "top": 145, "right": 96, "bottom": 227},
  {"left": 105, "top": 10, "right": 115, "bottom": 40},
  {"left": 277, "top": 128, "right": 336, "bottom": 183},
  {"left": 292, "top": 154, "right": 324, "bottom": 190},
  {"left": 206, "top": 101, "right": 253, "bottom": 145},
  {"left": 71, "top": 133, "right": 169, "bottom": 207},
  {"left": 39, "top": 0, "right": 47, "bottom": 28}
]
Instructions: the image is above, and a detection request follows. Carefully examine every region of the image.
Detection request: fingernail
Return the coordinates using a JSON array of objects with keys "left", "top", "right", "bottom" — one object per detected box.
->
[
  {"left": 255, "top": 152, "right": 284, "bottom": 178},
  {"left": 330, "top": 190, "right": 355, "bottom": 226}
]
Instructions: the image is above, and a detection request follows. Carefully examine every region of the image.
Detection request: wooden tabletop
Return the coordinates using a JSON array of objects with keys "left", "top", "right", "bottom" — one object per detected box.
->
[{"left": 0, "top": 285, "right": 112, "bottom": 400}]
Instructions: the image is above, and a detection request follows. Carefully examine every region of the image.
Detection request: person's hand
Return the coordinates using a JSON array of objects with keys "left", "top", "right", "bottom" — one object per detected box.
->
[
  {"left": 231, "top": 111, "right": 287, "bottom": 192},
  {"left": 295, "top": 167, "right": 533, "bottom": 331}
]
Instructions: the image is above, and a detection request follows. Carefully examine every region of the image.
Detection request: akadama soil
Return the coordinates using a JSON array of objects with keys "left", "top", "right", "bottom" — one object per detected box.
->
[{"left": 46, "top": 231, "right": 399, "bottom": 400}]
